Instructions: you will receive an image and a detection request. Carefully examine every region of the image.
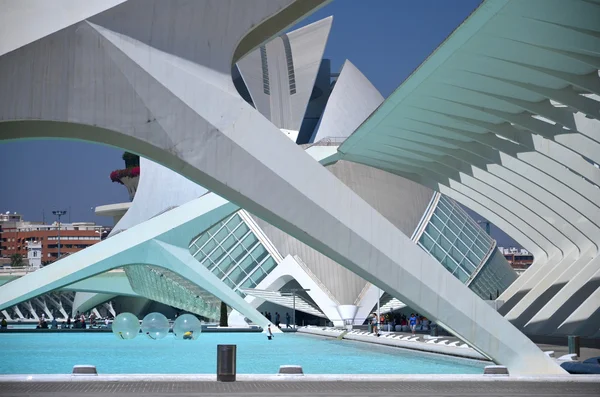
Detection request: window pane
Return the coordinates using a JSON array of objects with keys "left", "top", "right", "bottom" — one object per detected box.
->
[
  {"left": 241, "top": 277, "right": 255, "bottom": 289},
  {"left": 439, "top": 233, "right": 452, "bottom": 251},
  {"left": 467, "top": 250, "right": 480, "bottom": 267},
  {"left": 234, "top": 222, "right": 249, "bottom": 239},
  {"left": 431, "top": 214, "right": 445, "bottom": 229},
  {"left": 212, "top": 266, "right": 225, "bottom": 280},
  {"left": 252, "top": 271, "right": 267, "bottom": 285},
  {"left": 225, "top": 214, "right": 242, "bottom": 229},
  {"left": 220, "top": 234, "right": 237, "bottom": 252},
  {"left": 241, "top": 233, "right": 258, "bottom": 250},
  {"left": 425, "top": 224, "right": 440, "bottom": 240},
  {"left": 250, "top": 245, "right": 268, "bottom": 263},
  {"left": 229, "top": 266, "right": 246, "bottom": 285},
  {"left": 454, "top": 268, "right": 469, "bottom": 283},
  {"left": 420, "top": 233, "right": 435, "bottom": 251},
  {"left": 202, "top": 239, "right": 217, "bottom": 255},
  {"left": 442, "top": 255, "right": 458, "bottom": 273},
  {"left": 209, "top": 246, "right": 227, "bottom": 264},
  {"left": 218, "top": 256, "right": 237, "bottom": 275},
  {"left": 214, "top": 226, "right": 229, "bottom": 243},
  {"left": 261, "top": 257, "right": 277, "bottom": 274},
  {"left": 239, "top": 255, "right": 257, "bottom": 274},
  {"left": 230, "top": 244, "right": 246, "bottom": 264}
]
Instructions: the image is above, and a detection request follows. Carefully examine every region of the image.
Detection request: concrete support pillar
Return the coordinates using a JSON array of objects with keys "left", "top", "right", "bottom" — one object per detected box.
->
[
  {"left": 33, "top": 297, "right": 53, "bottom": 320},
  {"left": 46, "top": 293, "right": 69, "bottom": 320},
  {"left": 12, "top": 305, "right": 25, "bottom": 320},
  {"left": 102, "top": 301, "right": 116, "bottom": 318},
  {"left": 1, "top": 309, "right": 12, "bottom": 321},
  {"left": 22, "top": 301, "right": 38, "bottom": 321}
]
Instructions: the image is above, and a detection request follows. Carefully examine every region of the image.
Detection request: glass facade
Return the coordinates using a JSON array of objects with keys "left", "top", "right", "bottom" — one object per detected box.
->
[
  {"left": 418, "top": 195, "right": 494, "bottom": 284},
  {"left": 469, "top": 249, "right": 518, "bottom": 300},
  {"left": 188, "top": 212, "right": 278, "bottom": 297}
]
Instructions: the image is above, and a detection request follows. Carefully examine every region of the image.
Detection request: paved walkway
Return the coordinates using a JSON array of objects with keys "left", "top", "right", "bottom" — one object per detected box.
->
[
  {"left": 1, "top": 380, "right": 599, "bottom": 396},
  {"left": 333, "top": 328, "right": 600, "bottom": 361}
]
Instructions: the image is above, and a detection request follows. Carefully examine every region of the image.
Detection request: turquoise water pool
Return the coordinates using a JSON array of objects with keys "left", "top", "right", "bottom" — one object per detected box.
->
[{"left": 0, "top": 332, "right": 485, "bottom": 375}]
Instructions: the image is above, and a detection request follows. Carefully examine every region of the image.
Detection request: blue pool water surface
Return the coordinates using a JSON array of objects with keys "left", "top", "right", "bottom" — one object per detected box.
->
[{"left": 0, "top": 332, "right": 485, "bottom": 374}]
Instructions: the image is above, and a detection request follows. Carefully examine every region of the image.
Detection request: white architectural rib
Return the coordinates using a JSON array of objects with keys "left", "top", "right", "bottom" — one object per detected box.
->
[
  {"left": 365, "top": 135, "right": 590, "bottom": 253},
  {"left": 338, "top": 0, "right": 600, "bottom": 338}
]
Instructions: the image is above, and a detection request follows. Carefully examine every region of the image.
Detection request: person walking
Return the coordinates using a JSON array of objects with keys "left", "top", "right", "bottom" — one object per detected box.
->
[
  {"left": 285, "top": 312, "right": 291, "bottom": 328},
  {"left": 275, "top": 312, "right": 280, "bottom": 328}
]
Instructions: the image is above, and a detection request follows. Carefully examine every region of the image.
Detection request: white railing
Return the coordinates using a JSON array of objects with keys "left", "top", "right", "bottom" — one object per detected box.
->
[{"left": 0, "top": 266, "right": 38, "bottom": 275}]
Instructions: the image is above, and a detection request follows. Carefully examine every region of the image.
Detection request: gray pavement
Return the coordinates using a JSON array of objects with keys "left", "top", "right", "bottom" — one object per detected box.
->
[{"left": 1, "top": 380, "right": 599, "bottom": 397}]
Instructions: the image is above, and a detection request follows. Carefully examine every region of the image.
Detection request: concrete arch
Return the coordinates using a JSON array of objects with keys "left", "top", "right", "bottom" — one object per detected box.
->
[{"left": 0, "top": 193, "right": 274, "bottom": 329}]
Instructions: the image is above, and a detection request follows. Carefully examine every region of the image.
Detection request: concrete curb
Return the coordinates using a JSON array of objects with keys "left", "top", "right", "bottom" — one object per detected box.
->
[{"left": 1, "top": 374, "right": 599, "bottom": 383}]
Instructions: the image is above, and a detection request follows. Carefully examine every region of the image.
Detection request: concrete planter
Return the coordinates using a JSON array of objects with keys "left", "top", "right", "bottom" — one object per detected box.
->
[{"left": 121, "top": 176, "right": 139, "bottom": 201}]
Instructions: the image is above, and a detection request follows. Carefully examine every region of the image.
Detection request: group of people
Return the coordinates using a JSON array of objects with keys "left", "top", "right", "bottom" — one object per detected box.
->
[
  {"left": 32, "top": 311, "right": 113, "bottom": 330},
  {"left": 370, "top": 312, "right": 433, "bottom": 335},
  {"left": 261, "top": 311, "right": 292, "bottom": 329}
]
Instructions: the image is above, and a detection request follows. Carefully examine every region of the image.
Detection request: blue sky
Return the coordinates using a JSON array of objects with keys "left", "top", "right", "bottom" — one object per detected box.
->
[{"left": 0, "top": 1, "right": 518, "bottom": 247}]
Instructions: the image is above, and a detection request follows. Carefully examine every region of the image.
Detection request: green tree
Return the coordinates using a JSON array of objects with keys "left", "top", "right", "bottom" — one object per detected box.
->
[
  {"left": 122, "top": 151, "right": 140, "bottom": 169},
  {"left": 10, "top": 253, "right": 24, "bottom": 267},
  {"left": 219, "top": 301, "right": 228, "bottom": 327}
]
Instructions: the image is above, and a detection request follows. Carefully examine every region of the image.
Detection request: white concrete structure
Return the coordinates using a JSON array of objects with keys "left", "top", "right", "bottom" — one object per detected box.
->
[
  {"left": 0, "top": 0, "right": 566, "bottom": 374},
  {"left": 26, "top": 241, "right": 42, "bottom": 269},
  {"left": 337, "top": 0, "right": 600, "bottom": 338}
]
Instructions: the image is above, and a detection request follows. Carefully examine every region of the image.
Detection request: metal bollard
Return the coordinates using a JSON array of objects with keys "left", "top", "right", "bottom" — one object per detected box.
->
[
  {"left": 430, "top": 326, "right": 438, "bottom": 337},
  {"left": 217, "top": 344, "right": 236, "bottom": 382},
  {"left": 568, "top": 335, "right": 580, "bottom": 357}
]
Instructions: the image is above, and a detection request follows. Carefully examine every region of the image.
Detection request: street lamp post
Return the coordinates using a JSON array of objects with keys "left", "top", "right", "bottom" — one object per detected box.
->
[
  {"left": 52, "top": 210, "right": 67, "bottom": 259},
  {"left": 281, "top": 288, "right": 310, "bottom": 329}
]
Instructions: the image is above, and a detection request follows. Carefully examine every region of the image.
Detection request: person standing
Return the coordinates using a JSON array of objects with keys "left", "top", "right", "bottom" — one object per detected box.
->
[
  {"left": 275, "top": 312, "right": 280, "bottom": 328},
  {"left": 371, "top": 313, "right": 378, "bottom": 335},
  {"left": 409, "top": 313, "right": 417, "bottom": 335}
]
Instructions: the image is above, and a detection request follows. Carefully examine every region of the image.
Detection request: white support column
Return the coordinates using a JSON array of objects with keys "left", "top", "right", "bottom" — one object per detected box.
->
[
  {"left": 103, "top": 301, "right": 116, "bottom": 318},
  {"left": 12, "top": 305, "right": 25, "bottom": 320},
  {"left": 33, "top": 297, "right": 54, "bottom": 320},
  {"left": 45, "top": 293, "right": 69, "bottom": 320},
  {"left": 22, "top": 301, "right": 39, "bottom": 321},
  {"left": 1, "top": 310, "right": 12, "bottom": 321}
]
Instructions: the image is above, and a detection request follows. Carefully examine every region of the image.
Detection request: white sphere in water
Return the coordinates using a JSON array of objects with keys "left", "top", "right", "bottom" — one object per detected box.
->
[
  {"left": 141, "top": 312, "right": 170, "bottom": 340},
  {"left": 112, "top": 312, "right": 140, "bottom": 340},
  {"left": 173, "top": 314, "right": 202, "bottom": 340}
]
